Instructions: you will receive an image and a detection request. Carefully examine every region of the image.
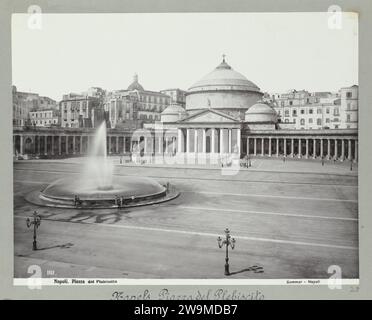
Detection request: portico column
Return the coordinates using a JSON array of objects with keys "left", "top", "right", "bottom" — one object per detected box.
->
[
  {"left": 291, "top": 139, "right": 294, "bottom": 157},
  {"left": 228, "top": 129, "right": 232, "bottom": 153},
  {"left": 144, "top": 137, "right": 148, "bottom": 154},
  {"left": 186, "top": 129, "right": 190, "bottom": 153},
  {"left": 276, "top": 138, "right": 279, "bottom": 157},
  {"left": 246, "top": 137, "right": 250, "bottom": 155},
  {"left": 348, "top": 139, "right": 352, "bottom": 160},
  {"left": 253, "top": 138, "right": 257, "bottom": 156},
  {"left": 261, "top": 138, "right": 264, "bottom": 156},
  {"left": 158, "top": 135, "right": 163, "bottom": 154},
  {"left": 194, "top": 129, "right": 198, "bottom": 154},
  {"left": 211, "top": 128, "right": 215, "bottom": 153},
  {"left": 320, "top": 139, "right": 324, "bottom": 158},
  {"left": 334, "top": 139, "right": 338, "bottom": 159},
  {"left": 72, "top": 136, "right": 76, "bottom": 154},
  {"left": 341, "top": 139, "right": 345, "bottom": 161},
  {"left": 268, "top": 138, "right": 272, "bottom": 157},
  {"left": 237, "top": 128, "right": 241, "bottom": 155},
  {"left": 305, "top": 139, "right": 309, "bottom": 159},
  {"left": 177, "top": 129, "right": 183, "bottom": 153},
  {"left": 123, "top": 137, "right": 127, "bottom": 153},
  {"left": 202, "top": 129, "right": 206, "bottom": 153},
  {"left": 298, "top": 139, "right": 302, "bottom": 158},
  {"left": 58, "top": 136, "right": 62, "bottom": 155},
  {"left": 44, "top": 135, "right": 48, "bottom": 155},
  {"left": 220, "top": 129, "right": 224, "bottom": 153},
  {"left": 327, "top": 139, "right": 331, "bottom": 159},
  {"left": 116, "top": 136, "right": 119, "bottom": 154}
]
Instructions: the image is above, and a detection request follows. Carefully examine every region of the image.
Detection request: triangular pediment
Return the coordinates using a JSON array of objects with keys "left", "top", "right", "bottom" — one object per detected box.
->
[{"left": 179, "top": 109, "right": 239, "bottom": 123}]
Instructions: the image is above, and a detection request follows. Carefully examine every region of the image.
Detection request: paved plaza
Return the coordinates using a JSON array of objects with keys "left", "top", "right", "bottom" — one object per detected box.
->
[{"left": 14, "top": 157, "right": 358, "bottom": 279}]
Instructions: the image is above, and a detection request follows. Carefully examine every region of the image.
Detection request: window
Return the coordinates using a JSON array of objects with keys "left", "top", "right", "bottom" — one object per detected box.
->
[
  {"left": 347, "top": 103, "right": 351, "bottom": 110},
  {"left": 326, "top": 108, "right": 330, "bottom": 114},
  {"left": 309, "top": 118, "right": 313, "bottom": 123},
  {"left": 326, "top": 118, "right": 330, "bottom": 123},
  {"left": 317, "top": 118, "right": 322, "bottom": 125},
  {"left": 285, "top": 119, "right": 289, "bottom": 123},
  {"left": 289, "top": 101, "right": 293, "bottom": 106},
  {"left": 284, "top": 109, "right": 289, "bottom": 117},
  {"left": 300, "top": 119, "right": 305, "bottom": 125},
  {"left": 346, "top": 92, "right": 352, "bottom": 98},
  {"left": 347, "top": 114, "right": 351, "bottom": 122},
  {"left": 334, "top": 118, "right": 339, "bottom": 122},
  {"left": 309, "top": 109, "right": 313, "bottom": 114},
  {"left": 317, "top": 108, "right": 322, "bottom": 114},
  {"left": 334, "top": 108, "right": 339, "bottom": 116},
  {"left": 335, "top": 125, "right": 339, "bottom": 129},
  {"left": 300, "top": 109, "right": 305, "bottom": 114},
  {"left": 292, "top": 110, "right": 297, "bottom": 117}
]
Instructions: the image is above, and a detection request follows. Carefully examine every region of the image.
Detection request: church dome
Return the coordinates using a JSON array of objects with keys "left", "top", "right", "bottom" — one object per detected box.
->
[
  {"left": 161, "top": 103, "right": 187, "bottom": 122},
  {"left": 127, "top": 73, "right": 144, "bottom": 91},
  {"left": 245, "top": 101, "right": 278, "bottom": 123},
  {"left": 188, "top": 57, "right": 261, "bottom": 93},
  {"left": 185, "top": 56, "right": 263, "bottom": 115}
]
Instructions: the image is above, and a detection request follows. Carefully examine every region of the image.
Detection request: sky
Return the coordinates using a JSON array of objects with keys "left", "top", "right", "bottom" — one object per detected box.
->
[{"left": 11, "top": 12, "right": 358, "bottom": 101}]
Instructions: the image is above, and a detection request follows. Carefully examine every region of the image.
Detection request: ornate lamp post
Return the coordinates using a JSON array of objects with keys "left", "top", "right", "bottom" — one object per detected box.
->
[
  {"left": 26, "top": 211, "right": 41, "bottom": 250},
  {"left": 217, "top": 228, "right": 236, "bottom": 276}
]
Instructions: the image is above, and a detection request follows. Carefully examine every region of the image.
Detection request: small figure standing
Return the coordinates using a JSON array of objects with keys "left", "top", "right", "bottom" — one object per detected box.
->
[{"left": 74, "top": 195, "right": 80, "bottom": 206}]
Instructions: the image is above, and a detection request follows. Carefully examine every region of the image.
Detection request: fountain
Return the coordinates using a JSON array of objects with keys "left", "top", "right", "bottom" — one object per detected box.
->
[{"left": 26, "top": 122, "right": 179, "bottom": 208}]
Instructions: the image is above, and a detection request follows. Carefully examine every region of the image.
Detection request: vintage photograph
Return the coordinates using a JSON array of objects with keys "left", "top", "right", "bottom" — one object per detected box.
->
[{"left": 12, "top": 12, "right": 358, "bottom": 282}]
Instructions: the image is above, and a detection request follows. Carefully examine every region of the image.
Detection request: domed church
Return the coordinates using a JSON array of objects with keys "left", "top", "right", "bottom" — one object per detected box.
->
[{"left": 156, "top": 56, "right": 283, "bottom": 163}]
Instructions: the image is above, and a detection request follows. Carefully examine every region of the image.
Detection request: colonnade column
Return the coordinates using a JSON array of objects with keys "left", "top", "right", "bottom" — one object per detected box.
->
[
  {"left": 72, "top": 136, "right": 76, "bottom": 154},
  {"left": 348, "top": 139, "right": 352, "bottom": 160},
  {"left": 276, "top": 138, "right": 279, "bottom": 157},
  {"left": 116, "top": 136, "right": 119, "bottom": 154},
  {"left": 253, "top": 138, "right": 257, "bottom": 156},
  {"left": 334, "top": 139, "right": 338, "bottom": 159},
  {"left": 291, "top": 139, "right": 294, "bottom": 157},
  {"left": 355, "top": 140, "right": 358, "bottom": 162},
  {"left": 327, "top": 139, "right": 331, "bottom": 159},
  {"left": 44, "top": 135, "right": 47, "bottom": 155},
  {"left": 246, "top": 137, "right": 250, "bottom": 155},
  {"left": 51, "top": 136, "right": 55, "bottom": 155},
  {"left": 65, "top": 136, "right": 69, "bottom": 154},
  {"left": 284, "top": 138, "right": 287, "bottom": 156},
  {"left": 80, "top": 136, "right": 83, "bottom": 154},
  {"left": 341, "top": 139, "right": 345, "bottom": 161},
  {"left": 20, "top": 135, "right": 23, "bottom": 154},
  {"left": 261, "top": 138, "right": 264, "bottom": 156},
  {"left": 268, "top": 138, "right": 272, "bottom": 157},
  {"left": 313, "top": 139, "right": 316, "bottom": 159},
  {"left": 320, "top": 139, "right": 323, "bottom": 158},
  {"left": 305, "top": 139, "right": 309, "bottom": 159},
  {"left": 58, "top": 136, "right": 61, "bottom": 155},
  {"left": 298, "top": 139, "right": 302, "bottom": 158}
]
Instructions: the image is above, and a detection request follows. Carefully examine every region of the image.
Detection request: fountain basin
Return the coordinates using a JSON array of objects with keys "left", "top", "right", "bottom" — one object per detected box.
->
[{"left": 26, "top": 175, "right": 179, "bottom": 209}]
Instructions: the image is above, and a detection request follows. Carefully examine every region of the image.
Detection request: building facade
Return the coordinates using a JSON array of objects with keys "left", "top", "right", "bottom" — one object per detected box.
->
[
  {"left": 29, "top": 109, "right": 60, "bottom": 127},
  {"left": 60, "top": 93, "right": 104, "bottom": 128},
  {"left": 160, "top": 88, "right": 187, "bottom": 107},
  {"left": 12, "top": 86, "right": 57, "bottom": 126}
]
